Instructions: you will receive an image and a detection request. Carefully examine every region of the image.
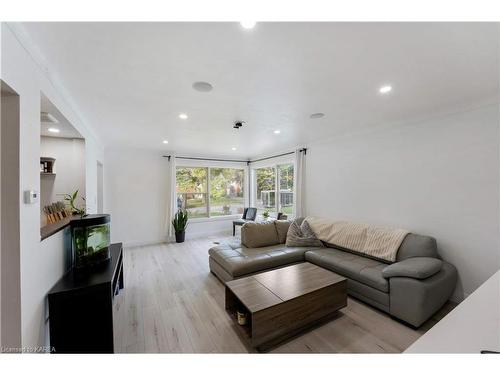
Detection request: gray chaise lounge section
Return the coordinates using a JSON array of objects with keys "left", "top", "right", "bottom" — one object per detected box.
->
[{"left": 208, "top": 221, "right": 457, "bottom": 328}]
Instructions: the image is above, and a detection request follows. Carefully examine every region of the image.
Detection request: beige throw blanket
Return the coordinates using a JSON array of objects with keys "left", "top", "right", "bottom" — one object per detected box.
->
[{"left": 305, "top": 217, "right": 410, "bottom": 262}]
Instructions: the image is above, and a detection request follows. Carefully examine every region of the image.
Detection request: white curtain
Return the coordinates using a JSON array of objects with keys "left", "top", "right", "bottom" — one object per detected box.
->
[
  {"left": 165, "top": 155, "right": 177, "bottom": 240},
  {"left": 294, "top": 149, "right": 306, "bottom": 217}
]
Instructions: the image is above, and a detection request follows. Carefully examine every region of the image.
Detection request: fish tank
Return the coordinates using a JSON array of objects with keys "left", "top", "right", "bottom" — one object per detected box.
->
[{"left": 70, "top": 214, "right": 111, "bottom": 269}]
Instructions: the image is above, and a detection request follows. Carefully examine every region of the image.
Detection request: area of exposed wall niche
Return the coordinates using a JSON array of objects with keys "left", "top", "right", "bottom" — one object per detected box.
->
[
  {"left": 1, "top": 80, "right": 22, "bottom": 349},
  {"left": 40, "top": 93, "right": 86, "bottom": 228}
]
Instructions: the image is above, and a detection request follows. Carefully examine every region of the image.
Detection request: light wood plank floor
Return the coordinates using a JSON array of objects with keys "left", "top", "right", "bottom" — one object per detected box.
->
[{"left": 114, "top": 236, "right": 455, "bottom": 353}]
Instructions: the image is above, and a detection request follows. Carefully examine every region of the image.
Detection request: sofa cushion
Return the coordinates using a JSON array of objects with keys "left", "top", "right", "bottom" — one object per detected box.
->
[
  {"left": 286, "top": 218, "right": 323, "bottom": 247},
  {"left": 209, "top": 242, "right": 319, "bottom": 278},
  {"left": 396, "top": 233, "right": 438, "bottom": 261},
  {"left": 305, "top": 248, "right": 389, "bottom": 293},
  {"left": 274, "top": 220, "right": 291, "bottom": 243},
  {"left": 241, "top": 221, "right": 280, "bottom": 248}
]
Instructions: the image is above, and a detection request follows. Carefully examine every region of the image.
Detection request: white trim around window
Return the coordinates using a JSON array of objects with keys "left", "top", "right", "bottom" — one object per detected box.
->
[
  {"left": 175, "top": 159, "right": 250, "bottom": 221},
  {"left": 249, "top": 154, "right": 295, "bottom": 219}
]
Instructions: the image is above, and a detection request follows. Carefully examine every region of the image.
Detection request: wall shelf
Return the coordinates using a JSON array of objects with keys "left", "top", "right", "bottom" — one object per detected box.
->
[{"left": 40, "top": 156, "right": 56, "bottom": 174}]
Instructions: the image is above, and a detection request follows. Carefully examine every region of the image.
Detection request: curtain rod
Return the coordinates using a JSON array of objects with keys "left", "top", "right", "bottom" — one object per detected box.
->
[
  {"left": 248, "top": 148, "right": 307, "bottom": 164},
  {"left": 162, "top": 155, "right": 248, "bottom": 163},
  {"left": 162, "top": 148, "right": 307, "bottom": 164}
]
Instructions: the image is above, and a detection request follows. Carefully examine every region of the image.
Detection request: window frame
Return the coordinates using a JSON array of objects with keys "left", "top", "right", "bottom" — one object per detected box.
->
[
  {"left": 175, "top": 160, "right": 248, "bottom": 223},
  {"left": 250, "top": 156, "right": 295, "bottom": 219}
]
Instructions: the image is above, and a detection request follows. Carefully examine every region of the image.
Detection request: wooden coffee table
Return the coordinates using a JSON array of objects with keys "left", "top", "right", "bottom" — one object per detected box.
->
[{"left": 225, "top": 262, "right": 347, "bottom": 350}]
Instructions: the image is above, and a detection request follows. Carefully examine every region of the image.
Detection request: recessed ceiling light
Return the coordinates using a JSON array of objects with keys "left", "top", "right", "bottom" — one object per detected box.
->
[
  {"left": 310, "top": 113, "right": 325, "bottom": 119},
  {"left": 192, "top": 81, "right": 213, "bottom": 92},
  {"left": 379, "top": 85, "right": 392, "bottom": 94},
  {"left": 273, "top": 130, "right": 281, "bottom": 134},
  {"left": 48, "top": 127, "right": 60, "bottom": 133},
  {"left": 240, "top": 21, "right": 256, "bottom": 29},
  {"left": 179, "top": 113, "right": 188, "bottom": 120},
  {"left": 41, "top": 112, "right": 59, "bottom": 124},
  {"left": 231, "top": 147, "right": 237, "bottom": 151},
  {"left": 163, "top": 140, "right": 169, "bottom": 144}
]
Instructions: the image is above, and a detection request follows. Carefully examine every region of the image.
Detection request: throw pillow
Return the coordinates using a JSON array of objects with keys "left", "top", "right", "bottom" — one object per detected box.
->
[{"left": 285, "top": 218, "right": 323, "bottom": 247}]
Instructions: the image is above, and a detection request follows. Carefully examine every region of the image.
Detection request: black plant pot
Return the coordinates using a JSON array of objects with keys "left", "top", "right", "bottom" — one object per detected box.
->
[{"left": 175, "top": 231, "right": 186, "bottom": 243}]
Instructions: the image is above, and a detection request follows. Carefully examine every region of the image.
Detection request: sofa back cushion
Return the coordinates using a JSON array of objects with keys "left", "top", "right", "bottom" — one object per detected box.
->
[
  {"left": 274, "top": 220, "right": 292, "bottom": 243},
  {"left": 241, "top": 221, "right": 280, "bottom": 248},
  {"left": 324, "top": 232, "right": 439, "bottom": 263},
  {"left": 396, "top": 233, "right": 438, "bottom": 261}
]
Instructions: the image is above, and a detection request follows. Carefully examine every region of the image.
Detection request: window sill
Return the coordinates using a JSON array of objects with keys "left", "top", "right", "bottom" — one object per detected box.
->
[{"left": 188, "top": 215, "right": 241, "bottom": 224}]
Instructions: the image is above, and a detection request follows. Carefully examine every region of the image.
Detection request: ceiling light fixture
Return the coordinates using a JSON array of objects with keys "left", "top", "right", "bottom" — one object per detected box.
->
[
  {"left": 273, "top": 130, "right": 281, "bottom": 134},
  {"left": 240, "top": 21, "right": 256, "bottom": 29},
  {"left": 310, "top": 113, "right": 325, "bottom": 119},
  {"left": 179, "top": 113, "right": 188, "bottom": 119},
  {"left": 231, "top": 147, "right": 237, "bottom": 151},
  {"left": 379, "top": 85, "right": 393, "bottom": 94},
  {"left": 192, "top": 81, "right": 213, "bottom": 92},
  {"left": 163, "top": 140, "right": 169, "bottom": 144},
  {"left": 48, "top": 127, "right": 60, "bottom": 133}
]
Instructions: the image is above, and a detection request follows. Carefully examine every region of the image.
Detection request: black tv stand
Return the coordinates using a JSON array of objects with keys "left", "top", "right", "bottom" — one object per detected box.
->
[{"left": 48, "top": 243, "right": 124, "bottom": 353}]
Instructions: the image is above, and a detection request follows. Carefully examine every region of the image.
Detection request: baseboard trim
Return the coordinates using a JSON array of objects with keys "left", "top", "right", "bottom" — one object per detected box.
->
[
  {"left": 123, "top": 229, "right": 233, "bottom": 248},
  {"left": 449, "top": 291, "right": 469, "bottom": 304}
]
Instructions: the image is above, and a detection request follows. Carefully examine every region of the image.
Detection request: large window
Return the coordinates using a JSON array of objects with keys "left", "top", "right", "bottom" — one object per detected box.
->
[
  {"left": 176, "top": 166, "right": 245, "bottom": 218},
  {"left": 253, "top": 163, "right": 294, "bottom": 217},
  {"left": 278, "top": 164, "right": 294, "bottom": 215},
  {"left": 255, "top": 167, "right": 276, "bottom": 213},
  {"left": 176, "top": 167, "right": 208, "bottom": 218}
]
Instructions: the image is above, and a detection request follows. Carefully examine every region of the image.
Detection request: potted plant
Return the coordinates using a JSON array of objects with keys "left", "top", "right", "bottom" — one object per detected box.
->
[
  {"left": 172, "top": 209, "right": 188, "bottom": 243},
  {"left": 63, "top": 189, "right": 86, "bottom": 218},
  {"left": 262, "top": 210, "right": 270, "bottom": 220}
]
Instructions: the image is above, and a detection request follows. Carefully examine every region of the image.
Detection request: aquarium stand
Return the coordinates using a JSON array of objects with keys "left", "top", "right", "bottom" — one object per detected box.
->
[{"left": 48, "top": 243, "right": 124, "bottom": 353}]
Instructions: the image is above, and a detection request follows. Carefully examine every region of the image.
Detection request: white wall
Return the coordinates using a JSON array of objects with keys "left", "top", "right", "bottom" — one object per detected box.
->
[
  {"left": 40, "top": 136, "right": 86, "bottom": 225},
  {"left": 305, "top": 104, "right": 499, "bottom": 301},
  {"left": 105, "top": 148, "right": 169, "bottom": 246},
  {"left": 1, "top": 23, "right": 104, "bottom": 348},
  {"left": 1, "top": 84, "right": 22, "bottom": 348},
  {"left": 105, "top": 148, "right": 243, "bottom": 247}
]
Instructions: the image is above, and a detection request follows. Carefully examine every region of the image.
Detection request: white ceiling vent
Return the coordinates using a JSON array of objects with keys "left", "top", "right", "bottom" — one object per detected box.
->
[{"left": 41, "top": 111, "right": 59, "bottom": 124}]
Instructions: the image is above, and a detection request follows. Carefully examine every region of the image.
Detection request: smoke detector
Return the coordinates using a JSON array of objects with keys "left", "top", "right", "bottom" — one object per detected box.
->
[
  {"left": 233, "top": 121, "right": 245, "bottom": 129},
  {"left": 41, "top": 112, "right": 59, "bottom": 124}
]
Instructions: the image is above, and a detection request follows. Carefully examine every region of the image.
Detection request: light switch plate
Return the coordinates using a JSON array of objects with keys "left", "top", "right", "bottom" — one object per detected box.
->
[{"left": 24, "top": 190, "right": 39, "bottom": 204}]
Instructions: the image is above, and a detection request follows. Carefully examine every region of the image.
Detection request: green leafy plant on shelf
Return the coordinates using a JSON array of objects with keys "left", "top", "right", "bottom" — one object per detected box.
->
[
  {"left": 63, "top": 189, "right": 86, "bottom": 218},
  {"left": 263, "top": 210, "right": 270, "bottom": 219}
]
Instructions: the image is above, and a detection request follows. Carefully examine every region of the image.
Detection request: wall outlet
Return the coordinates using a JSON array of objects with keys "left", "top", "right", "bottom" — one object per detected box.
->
[{"left": 24, "top": 190, "right": 39, "bottom": 204}]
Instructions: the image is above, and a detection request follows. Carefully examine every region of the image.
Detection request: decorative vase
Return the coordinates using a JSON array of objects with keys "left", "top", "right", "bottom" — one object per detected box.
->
[
  {"left": 175, "top": 231, "right": 185, "bottom": 243},
  {"left": 237, "top": 311, "right": 247, "bottom": 326}
]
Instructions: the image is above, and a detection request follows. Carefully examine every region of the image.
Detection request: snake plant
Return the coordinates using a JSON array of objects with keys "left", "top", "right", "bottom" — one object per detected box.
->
[{"left": 172, "top": 209, "right": 188, "bottom": 233}]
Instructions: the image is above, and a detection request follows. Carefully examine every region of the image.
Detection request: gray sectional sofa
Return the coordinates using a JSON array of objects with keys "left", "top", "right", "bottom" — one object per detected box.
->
[{"left": 208, "top": 219, "right": 458, "bottom": 328}]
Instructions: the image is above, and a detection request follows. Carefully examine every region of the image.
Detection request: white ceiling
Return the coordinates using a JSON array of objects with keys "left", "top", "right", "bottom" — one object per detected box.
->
[
  {"left": 40, "top": 94, "right": 84, "bottom": 139},
  {"left": 22, "top": 22, "right": 498, "bottom": 158}
]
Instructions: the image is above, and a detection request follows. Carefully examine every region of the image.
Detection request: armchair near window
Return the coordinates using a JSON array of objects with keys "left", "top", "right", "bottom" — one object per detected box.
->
[
  {"left": 277, "top": 212, "right": 288, "bottom": 220},
  {"left": 232, "top": 207, "right": 257, "bottom": 236}
]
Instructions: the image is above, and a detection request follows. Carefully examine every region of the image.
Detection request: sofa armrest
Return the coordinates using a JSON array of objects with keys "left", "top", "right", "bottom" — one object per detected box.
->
[
  {"left": 382, "top": 257, "right": 443, "bottom": 279},
  {"left": 388, "top": 262, "right": 457, "bottom": 327}
]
